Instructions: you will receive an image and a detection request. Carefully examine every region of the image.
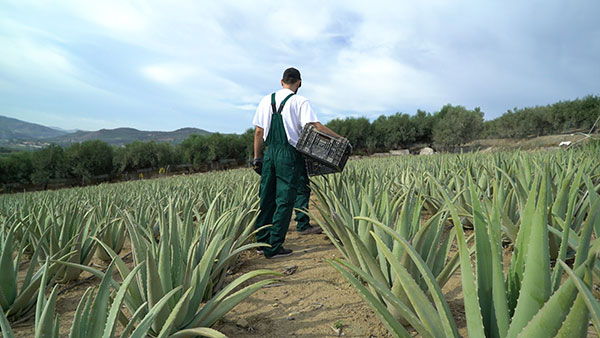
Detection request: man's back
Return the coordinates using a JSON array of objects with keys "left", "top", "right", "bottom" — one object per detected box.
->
[{"left": 253, "top": 88, "right": 318, "bottom": 148}]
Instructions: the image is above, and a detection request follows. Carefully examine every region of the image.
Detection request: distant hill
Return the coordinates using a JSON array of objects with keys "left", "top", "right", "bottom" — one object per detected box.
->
[
  {"left": 0, "top": 115, "right": 69, "bottom": 140},
  {"left": 47, "top": 127, "right": 211, "bottom": 145},
  {"left": 0, "top": 115, "right": 211, "bottom": 148}
]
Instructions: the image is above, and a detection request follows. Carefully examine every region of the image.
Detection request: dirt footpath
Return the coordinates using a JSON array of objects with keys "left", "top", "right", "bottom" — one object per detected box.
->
[{"left": 216, "top": 229, "right": 392, "bottom": 338}]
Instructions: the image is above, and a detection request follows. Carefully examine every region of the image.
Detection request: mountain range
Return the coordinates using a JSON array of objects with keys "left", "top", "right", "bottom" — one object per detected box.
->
[
  {"left": 0, "top": 115, "right": 211, "bottom": 149},
  {"left": 0, "top": 115, "right": 69, "bottom": 140}
]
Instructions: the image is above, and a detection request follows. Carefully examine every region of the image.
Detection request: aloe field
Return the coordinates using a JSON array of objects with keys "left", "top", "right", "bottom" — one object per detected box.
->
[{"left": 1, "top": 141, "right": 600, "bottom": 337}]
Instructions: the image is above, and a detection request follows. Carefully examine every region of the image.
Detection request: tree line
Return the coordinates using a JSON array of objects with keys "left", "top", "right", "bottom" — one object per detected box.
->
[
  {"left": 482, "top": 95, "right": 600, "bottom": 138},
  {"left": 0, "top": 131, "right": 253, "bottom": 189},
  {"left": 1, "top": 95, "right": 598, "bottom": 189},
  {"left": 326, "top": 95, "right": 599, "bottom": 154}
]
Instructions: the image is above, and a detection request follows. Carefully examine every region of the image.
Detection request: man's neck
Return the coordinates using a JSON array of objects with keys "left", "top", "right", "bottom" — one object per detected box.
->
[{"left": 281, "top": 84, "right": 298, "bottom": 93}]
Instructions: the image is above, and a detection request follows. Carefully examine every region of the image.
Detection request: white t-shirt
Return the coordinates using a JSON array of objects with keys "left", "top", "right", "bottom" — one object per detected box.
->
[{"left": 252, "top": 88, "right": 319, "bottom": 147}]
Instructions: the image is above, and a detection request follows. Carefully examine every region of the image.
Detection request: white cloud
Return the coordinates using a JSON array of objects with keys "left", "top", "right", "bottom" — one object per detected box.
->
[
  {"left": 1, "top": 0, "right": 598, "bottom": 132},
  {"left": 64, "top": 1, "right": 148, "bottom": 33},
  {"left": 141, "top": 64, "right": 198, "bottom": 86},
  {"left": 235, "top": 104, "right": 257, "bottom": 111},
  {"left": 0, "top": 34, "right": 75, "bottom": 78}
]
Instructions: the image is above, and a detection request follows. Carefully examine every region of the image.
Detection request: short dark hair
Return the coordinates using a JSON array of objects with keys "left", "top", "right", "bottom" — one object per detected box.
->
[{"left": 282, "top": 67, "right": 301, "bottom": 84}]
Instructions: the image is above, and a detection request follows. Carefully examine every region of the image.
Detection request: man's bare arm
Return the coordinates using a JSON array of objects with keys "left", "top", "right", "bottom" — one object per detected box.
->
[
  {"left": 254, "top": 127, "right": 264, "bottom": 159},
  {"left": 309, "top": 122, "right": 343, "bottom": 139}
]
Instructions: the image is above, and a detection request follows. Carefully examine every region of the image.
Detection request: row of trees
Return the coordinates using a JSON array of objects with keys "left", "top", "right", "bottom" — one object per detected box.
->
[
  {"left": 0, "top": 131, "right": 254, "bottom": 188},
  {"left": 326, "top": 95, "right": 599, "bottom": 154},
  {"left": 482, "top": 95, "right": 600, "bottom": 138},
  {"left": 1, "top": 95, "right": 598, "bottom": 188},
  {"left": 325, "top": 105, "right": 484, "bottom": 154}
]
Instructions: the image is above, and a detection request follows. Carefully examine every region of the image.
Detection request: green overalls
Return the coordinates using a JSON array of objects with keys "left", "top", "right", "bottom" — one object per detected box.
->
[
  {"left": 294, "top": 159, "right": 311, "bottom": 229},
  {"left": 255, "top": 92, "right": 305, "bottom": 257}
]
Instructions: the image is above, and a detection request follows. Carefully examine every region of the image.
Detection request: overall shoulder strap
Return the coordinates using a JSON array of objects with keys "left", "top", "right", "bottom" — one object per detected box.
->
[
  {"left": 277, "top": 93, "right": 295, "bottom": 114},
  {"left": 271, "top": 93, "right": 277, "bottom": 114},
  {"left": 271, "top": 92, "right": 295, "bottom": 114}
]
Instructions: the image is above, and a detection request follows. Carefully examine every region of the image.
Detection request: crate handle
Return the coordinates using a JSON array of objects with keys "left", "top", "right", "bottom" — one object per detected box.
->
[{"left": 318, "top": 133, "right": 333, "bottom": 141}]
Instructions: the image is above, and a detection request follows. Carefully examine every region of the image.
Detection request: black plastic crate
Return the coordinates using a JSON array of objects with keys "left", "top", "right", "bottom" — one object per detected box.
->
[
  {"left": 304, "top": 158, "right": 339, "bottom": 176},
  {"left": 296, "top": 124, "right": 351, "bottom": 176}
]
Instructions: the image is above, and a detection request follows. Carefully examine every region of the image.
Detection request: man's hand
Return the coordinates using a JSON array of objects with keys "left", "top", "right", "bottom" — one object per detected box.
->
[
  {"left": 252, "top": 158, "right": 263, "bottom": 175},
  {"left": 309, "top": 122, "right": 343, "bottom": 139}
]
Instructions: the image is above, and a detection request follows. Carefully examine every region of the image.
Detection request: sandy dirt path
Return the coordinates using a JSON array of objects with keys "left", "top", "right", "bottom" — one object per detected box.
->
[{"left": 215, "top": 228, "right": 393, "bottom": 338}]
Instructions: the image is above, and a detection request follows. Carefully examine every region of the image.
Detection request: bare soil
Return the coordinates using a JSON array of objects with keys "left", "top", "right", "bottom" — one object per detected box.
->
[{"left": 215, "top": 230, "right": 393, "bottom": 338}]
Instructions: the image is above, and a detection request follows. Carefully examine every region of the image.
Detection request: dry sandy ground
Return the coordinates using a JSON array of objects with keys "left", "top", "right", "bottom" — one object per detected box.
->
[{"left": 215, "top": 229, "right": 394, "bottom": 338}]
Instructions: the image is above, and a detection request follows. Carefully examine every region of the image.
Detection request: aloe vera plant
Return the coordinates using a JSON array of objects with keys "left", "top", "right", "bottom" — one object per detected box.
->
[
  {"left": 0, "top": 258, "right": 64, "bottom": 338},
  {"left": 338, "top": 168, "right": 597, "bottom": 338},
  {"left": 323, "top": 144, "right": 599, "bottom": 338},
  {"left": 24, "top": 200, "right": 98, "bottom": 282},
  {"left": 0, "top": 220, "right": 69, "bottom": 323},
  {"left": 66, "top": 260, "right": 189, "bottom": 338},
  {"left": 310, "top": 166, "right": 464, "bottom": 324},
  {"left": 56, "top": 191, "right": 277, "bottom": 336},
  {"left": 93, "top": 198, "right": 126, "bottom": 261}
]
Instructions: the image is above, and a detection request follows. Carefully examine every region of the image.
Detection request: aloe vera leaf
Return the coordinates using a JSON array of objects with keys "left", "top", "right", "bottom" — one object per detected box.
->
[
  {"left": 507, "top": 173, "right": 551, "bottom": 338},
  {"left": 437, "top": 193, "right": 486, "bottom": 338},
  {"left": 371, "top": 234, "right": 445, "bottom": 336},
  {"left": 89, "top": 261, "right": 116, "bottom": 337},
  {"left": 360, "top": 217, "right": 459, "bottom": 337},
  {"left": 77, "top": 285, "right": 95, "bottom": 336},
  {"left": 183, "top": 239, "right": 224, "bottom": 325},
  {"left": 102, "top": 263, "right": 144, "bottom": 338},
  {"left": 35, "top": 285, "right": 59, "bottom": 338},
  {"left": 333, "top": 258, "right": 432, "bottom": 337},
  {"left": 551, "top": 169, "right": 574, "bottom": 227},
  {"left": 357, "top": 196, "right": 374, "bottom": 255},
  {"left": 573, "top": 198, "right": 600, "bottom": 268},
  {"left": 169, "top": 327, "right": 227, "bottom": 338},
  {"left": 51, "top": 260, "right": 120, "bottom": 290},
  {"left": 554, "top": 268, "right": 591, "bottom": 338},
  {"left": 0, "top": 306, "right": 15, "bottom": 338},
  {"left": 52, "top": 315, "right": 59, "bottom": 338},
  {"left": 469, "top": 175, "right": 496, "bottom": 338},
  {"left": 68, "top": 288, "right": 93, "bottom": 338},
  {"left": 93, "top": 238, "right": 143, "bottom": 308},
  {"left": 120, "top": 301, "right": 148, "bottom": 338},
  {"left": 20, "top": 243, "right": 41, "bottom": 295},
  {"left": 420, "top": 211, "right": 444, "bottom": 265},
  {"left": 516, "top": 263, "right": 586, "bottom": 337},
  {"left": 35, "top": 258, "right": 51, "bottom": 331},
  {"left": 559, "top": 260, "right": 600, "bottom": 336},
  {"left": 200, "top": 279, "right": 278, "bottom": 327},
  {"left": 146, "top": 248, "right": 169, "bottom": 333},
  {"left": 487, "top": 181, "right": 510, "bottom": 338},
  {"left": 158, "top": 208, "right": 174, "bottom": 300},
  {"left": 129, "top": 286, "right": 182, "bottom": 338},
  {"left": 156, "top": 288, "right": 193, "bottom": 338},
  {"left": 346, "top": 226, "right": 390, "bottom": 289},
  {"left": 551, "top": 170, "right": 583, "bottom": 291},
  {"left": 0, "top": 229, "right": 17, "bottom": 307},
  {"left": 507, "top": 175, "right": 539, "bottom": 313},
  {"left": 188, "top": 269, "right": 281, "bottom": 328},
  {"left": 583, "top": 176, "right": 600, "bottom": 238},
  {"left": 328, "top": 260, "right": 412, "bottom": 338}
]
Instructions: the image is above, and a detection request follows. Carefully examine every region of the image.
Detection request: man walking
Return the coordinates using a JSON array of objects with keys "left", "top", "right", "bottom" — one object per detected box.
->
[{"left": 252, "top": 67, "right": 341, "bottom": 258}]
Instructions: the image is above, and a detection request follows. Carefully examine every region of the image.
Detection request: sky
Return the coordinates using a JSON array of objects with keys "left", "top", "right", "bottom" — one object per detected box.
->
[{"left": 1, "top": 0, "right": 599, "bottom": 134}]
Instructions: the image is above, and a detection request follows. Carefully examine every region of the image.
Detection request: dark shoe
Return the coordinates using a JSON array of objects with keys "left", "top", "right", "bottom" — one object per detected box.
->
[
  {"left": 266, "top": 247, "right": 293, "bottom": 259},
  {"left": 298, "top": 225, "right": 322, "bottom": 235}
]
